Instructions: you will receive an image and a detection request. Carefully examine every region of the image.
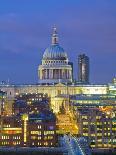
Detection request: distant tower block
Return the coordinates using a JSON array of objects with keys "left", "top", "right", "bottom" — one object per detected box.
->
[{"left": 78, "top": 54, "right": 89, "bottom": 84}]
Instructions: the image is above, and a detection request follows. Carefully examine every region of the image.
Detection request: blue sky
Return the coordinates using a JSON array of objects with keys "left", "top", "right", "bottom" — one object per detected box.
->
[{"left": 0, "top": 0, "right": 116, "bottom": 84}]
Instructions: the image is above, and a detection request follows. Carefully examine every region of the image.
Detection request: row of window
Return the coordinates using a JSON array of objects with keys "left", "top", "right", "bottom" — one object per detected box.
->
[
  {"left": 44, "top": 131, "right": 54, "bottom": 135},
  {"left": 31, "top": 130, "right": 55, "bottom": 135},
  {"left": 83, "top": 133, "right": 113, "bottom": 136},
  {"left": 91, "top": 144, "right": 113, "bottom": 147},
  {"left": 31, "top": 135, "right": 54, "bottom": 140},
  {"left": 78, "top": 101, "right": 100, "bottom": 104},
  {"left": 44, "top": 60, "right": 67, "bottom": 64},
  {"left": 31, "top": 131, "right": 41, "bottom": 135},
  {"left": 1, "top": 142, "right": 9, "bottom": 145},
  {"left": 83, "top": 127, "right": 112, "bottom": 131},
  {"left": 13, "top": 141, "right": 20, "bottom": 145},
  {"left": 32, "top": 142, "right": 53, "bottom": 146},
  {"left": 1, "top": 136, "right": 21, "bottom": 139},
  {"left": 1, "top": 141, "right": 20, "bottom": 145},
  {"left": 44, "top": 136, "right": 53, "bottom": 140},
  {"left": 83, "top": 122, "right": 112, "bottom": 126},
  {"left": 31, "top": 136, "right": 41, "bottom": 140},
  {"left": 3, "top": 125, "right": 10, "bottom": 127}
]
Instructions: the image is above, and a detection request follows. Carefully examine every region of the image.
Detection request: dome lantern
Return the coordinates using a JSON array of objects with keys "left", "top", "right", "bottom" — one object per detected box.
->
[
  {"left": 52, "top": 26, "right": 59, "bottom": 45},
  {"left": 42, "top": 27, "right": 68, "bottom": 60}
]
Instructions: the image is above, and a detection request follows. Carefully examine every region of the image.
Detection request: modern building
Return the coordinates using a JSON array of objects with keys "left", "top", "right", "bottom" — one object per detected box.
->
[
  {"left": 0, "top": 90, "right": 6, "bottom": 115},
  {"left": 38, "top": 27, "right": 73, "bottom": 84},
  {"left": 27, "top": 111, "right": 57, "bottom": 147},
  {"left": 108, "top": 77, "right": 116, "bottom": 95},
  {"left": 76, "top": 107, "right": 116, "bottom": 149},
  {"left": 70, "top": 94, "right": 116, "bottom": 108},
  {"left": 0, "top": 110, "right": 57, "bottom": 147},
  {"left": 0, "top": 115, "right": 23, "bottom": 146},
  {"left": 0, "top": 91, "right": 57, "bottom": 147},
  {"left": 78, "top": 54, "right": 89, "bottom": 84},
  {"left": 13, "top": 93, "right": 49, "bottom": 115},
  {"left": 0, "top": 88, "right": 15, "bottom": 116}
]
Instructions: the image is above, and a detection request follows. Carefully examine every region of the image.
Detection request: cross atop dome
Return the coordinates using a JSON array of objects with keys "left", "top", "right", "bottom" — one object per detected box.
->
[{"left": 52, "top": 26, "right": 59, "bottom": 45}]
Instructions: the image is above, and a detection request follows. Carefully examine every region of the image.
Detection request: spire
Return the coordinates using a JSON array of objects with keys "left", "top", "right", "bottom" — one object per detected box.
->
[{"left": 52, "top": 26, "right": 59, "bottom": 45}]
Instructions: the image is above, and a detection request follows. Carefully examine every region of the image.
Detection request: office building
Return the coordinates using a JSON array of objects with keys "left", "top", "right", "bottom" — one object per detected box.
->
[
  {"left": 78, "top": 54, "right": 89, "bottom": 84},
  {"left": 0, "top": 110, "right": 57, "bottom": 147},
  {"left": 77, "top": 107, "right": 116, "bottom": 149}
]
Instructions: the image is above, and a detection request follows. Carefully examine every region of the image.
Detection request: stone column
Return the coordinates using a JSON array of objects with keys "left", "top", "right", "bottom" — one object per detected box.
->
[
  {"left": 53, "top": 69, "right": 54, "bottom": 79},
  {"left": 49, "top": 69, "right": 51, "bottom": 79},
  {"left": 61, "top": 69, "right": 63, "bottom": 79},
  {"left": 47, "top": 69, "right": 49, "bottom": 79},
  {"left": 58, "top": 69, "right": 60, "bottom": 79},
  {"left": 54, "top": 69, "right": 58, "bottom": 79},
  {"left": 66, "top": 69, "right": 68, "bottom": 79},
  {"left": 67, "top": 69, "right": 69, "bottom": 79},
  {"left": 42, "top": 69, "right": 45, "bottom": 79},
  {"left": 62, "top": 69, "right": 65, "bottom": 79},
  {"left": 51, "top": 69, "right": 53, "bottom": 79},
  {"left": 55, "top": 69, "right": 57, "bottom": 79},
  {"left": 39, "top": 69, "right": 42, "bottom": 79},
  {"left": 45, "top": 69, "right": 47, "bottom": 79},
  {"left": 49, "top": 69, "right": 53, "bottom": 79},
  {"left": 69, "top": 70, "right": 72, "bottom": 79}
]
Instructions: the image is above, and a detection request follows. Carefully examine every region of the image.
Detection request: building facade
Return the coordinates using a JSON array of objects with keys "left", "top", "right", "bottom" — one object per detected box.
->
[
  {"left": 38, "top": 27, "right": 73, "bottom": 84},
  {"left": 0, "top": 111, "right": 57, "bottom": 147},
  {"left": 78, "top": 54, "right": 89, "bottom": 84},
  {"left": 77, "top": 108, "right": 116, "bottom": 149}
]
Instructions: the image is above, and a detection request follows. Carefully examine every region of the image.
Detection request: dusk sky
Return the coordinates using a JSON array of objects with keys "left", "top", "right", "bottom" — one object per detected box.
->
[{"left": 0, "top": 0, "right": 116, "bottom": 84}]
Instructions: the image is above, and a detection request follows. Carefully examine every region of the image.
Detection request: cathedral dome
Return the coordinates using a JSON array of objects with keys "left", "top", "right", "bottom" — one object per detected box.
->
[
  {"left": 43, "top": 44, "right": 67, "bottom": 60},
  {"left": 38, "top": 27, "right": 73, "bottom": 84},
  {"left": 42, "top": 27, "right": 68, "bottom": 60}
]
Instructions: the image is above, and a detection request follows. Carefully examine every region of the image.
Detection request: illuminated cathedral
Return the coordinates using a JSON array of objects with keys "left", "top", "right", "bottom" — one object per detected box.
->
[{"left": 38, "top": 27, "right": 73, "bottom": 84}]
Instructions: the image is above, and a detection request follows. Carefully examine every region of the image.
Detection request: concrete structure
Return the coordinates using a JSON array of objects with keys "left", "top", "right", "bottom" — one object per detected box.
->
[
  {"left": 0, "top": 91, "right": 6, "bottom": 115},
  {"left": 78, "top": 54, "right": 89, "bottom": 84},
  {"left": 0, "top": 110, "right": 57, "bottom": 147},
  {"left": 76, "top": 107, "right": 116, "bottom": 149},
  {"left": 13, "top": 93, "right": 49, "bottom": 115}
]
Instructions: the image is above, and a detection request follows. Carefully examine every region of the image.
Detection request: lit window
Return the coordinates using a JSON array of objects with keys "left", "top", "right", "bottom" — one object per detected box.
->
[
  {"left": 82, "top": 116, "right": 87, "bottom": 119},
  {"left": 44, "top": 142, "right": 48, "bottom": 146},
  {"left": 83, "top": 122, "right": 88, "bottom": 125},
  {"left": 31, "top": 131, "right": 41, "bottom": 135},
  {"left": 38, "top": 136, "right": 41, "bottom": 140},
  {"left": 38, "top": 125, "right": 41, "bottom": 129}
]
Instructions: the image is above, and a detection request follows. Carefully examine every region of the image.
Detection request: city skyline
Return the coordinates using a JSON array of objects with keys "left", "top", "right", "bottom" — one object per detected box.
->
[
  {"left": 0, "top": 1, "right": 116, "bottom": 154},
  {"left": 0, "top": 0, "right": 116, "bottom": 84}
]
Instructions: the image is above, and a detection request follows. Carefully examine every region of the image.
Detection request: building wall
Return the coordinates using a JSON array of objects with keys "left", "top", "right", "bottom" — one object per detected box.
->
[
  {"left": 0, "top": 84, "right": 108, "bottom": 114},
  {"left": 27, "top": 121, "right": 57, "bottom": 147},
  {"left": 78, "top": 54, "right": 89, "bottom": 83},
  {"left": 0, "top": 84, "right": 108, "bottom": 98},
  {"left": 0, "top": 114, "right": 57, "bottom": 147},
  {"left": 15, "top": 84, "right": 108, "bottom": 97},
  {"left": 77, "top": 108, "right": 116, "bottom": 149}
]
